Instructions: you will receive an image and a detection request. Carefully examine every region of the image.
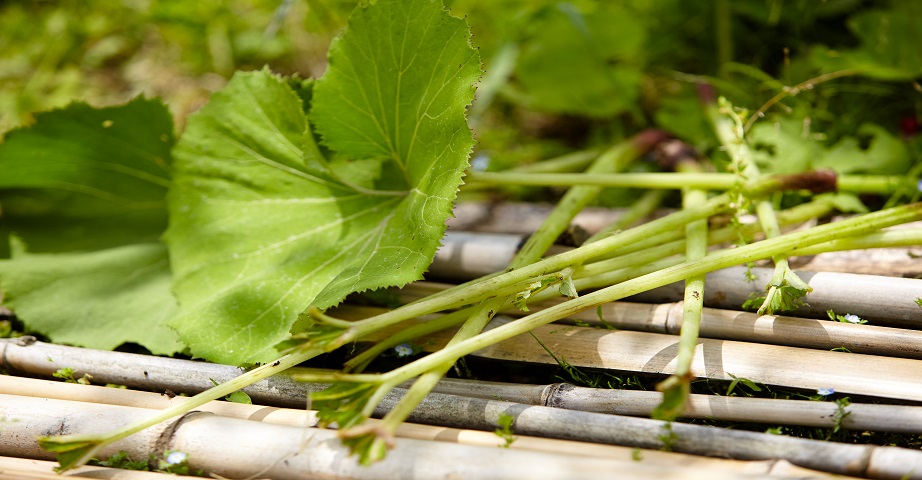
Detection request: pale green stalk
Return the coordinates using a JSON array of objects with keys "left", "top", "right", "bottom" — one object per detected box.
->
[
  {"left": 469, "top": 41, "right": 518, "bottom": 126},
  {"left": 294, "top": 203, "right": 922, "bottom": 389},
  {"left": 571, "top": 226, "right": 922, "bottom": 296},
  {"left": 39, "top": 347, "right": 325, "bottom": 471},
  {"left": 652, "top": 165, "right": 709, "bottom": 420},
  {"left": 509, "top": 148, "right": 600, "bottom": 173},
  {"left": 706, "top": 96, "right": 808, "bottom": 315},
  {"left": 790, "top": 228, "right": 922, "bottom": 256},
  {"left": 466, "top": 171, "right": 918, "bottom": 195},
  {"left": 344, "top": 135, "right": 659, "bottom": 460},
  {"left": 584, "top": 189, "right": 666, "bottom": 244},
  {"left": 578, "top": 198, "right": 834, "bottom": 278},
  {"left": 322, "top": 195, "right": 730, "bottom": 348},
  {"left": 343, "top": 307, "right": 473, "bottom": 372}
]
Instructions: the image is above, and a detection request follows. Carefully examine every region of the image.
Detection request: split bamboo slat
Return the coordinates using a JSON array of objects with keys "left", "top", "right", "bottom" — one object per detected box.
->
[
  {"left": 1, "top": 392, "right": 829, "bottom": 480},
  {"left": 391, "top": 316, "right": 922, "bottom": 402},
  {"left": 0, "top": 375, "right": 840, "bottom": 479}
]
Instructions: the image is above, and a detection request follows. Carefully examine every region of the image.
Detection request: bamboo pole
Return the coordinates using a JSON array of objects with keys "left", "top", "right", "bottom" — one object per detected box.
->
[
  {"left": 0, "top": 393, "right": 812, "bottom": 480},
  {"left": 0, "top": 336, "right": 308, "bottom": 409},
  {"left": 0, "top": 375, "right": 842, "bottom": 478},
  {"left": 430, "top": 378, "right": 922, "bottom": 434},
  {"left": 539, "top": 300, "right": 922, "bottom": 360},
  {"left": 5, "top": 345, "right": 922, "bottom": 477},
  {"left": 391, "top": 283, "right": 922, "bottom": 359},
  {"left": 409, "top": 264, "right": 922, "bottom": 328},
  {"left": 374, "top": 390, "right": 922, "bottom": 479},
  {"left": 628, "top": 266, "right": 922, "bottom": 328}
]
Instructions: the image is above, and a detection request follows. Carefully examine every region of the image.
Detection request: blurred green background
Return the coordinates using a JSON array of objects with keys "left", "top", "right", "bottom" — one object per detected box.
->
[{"left": 1, "top": 0, "right": 920, "bottom": 171}]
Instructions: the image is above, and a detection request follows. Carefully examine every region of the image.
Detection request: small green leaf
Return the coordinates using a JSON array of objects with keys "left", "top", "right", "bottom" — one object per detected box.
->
[
  {"left": 311, "top": 382, "right": 379, "bottom": 430},
  {"left": 37, "top": 436, "right": 107, "bottom": 473},
  {"left": 651, "top": 380, "right": 688, "bottom": 422},
  {"left": 225, "top": 390, "right": 252, "bottom": 404},
  {"left": 513, "top": 277, "right": 558, "bottom": 312}
]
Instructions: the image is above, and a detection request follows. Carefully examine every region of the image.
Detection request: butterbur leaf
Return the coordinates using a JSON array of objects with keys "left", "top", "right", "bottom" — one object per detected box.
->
[
  {"left": 0, "top": 98, "right": 181, "bottom": 355},
  {"left": 0, "top": 243, "right": 182, "bottom": 355},
  {"left": 166, "top": 0, "right": 481, "bottom": 364},
  {"left": 0, "top": 98, "right": 173, "bottom": 256}
]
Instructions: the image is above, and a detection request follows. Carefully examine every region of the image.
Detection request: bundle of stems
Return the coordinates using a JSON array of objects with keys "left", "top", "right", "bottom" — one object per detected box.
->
[{"left": 37, "top": 124, "right": 922, "bottom": 470}]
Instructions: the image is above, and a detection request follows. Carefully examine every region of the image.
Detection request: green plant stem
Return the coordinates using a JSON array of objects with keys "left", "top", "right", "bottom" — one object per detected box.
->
[
  {"left": 466, "top": 171, "right": 917, "bottom": 195},
  {"left": 327, "top": 194, "right": 731, "bottom": 347},
  {"left": 705, "top": 96, "right": 809, "bottom": 315},
  {"left": 350, "top": 133, "right": 662, "bottom": 453},
  {"left": 343, "top": 308, "right": 472, "bottom": 372},
  {"left": 39, "top": 346, "right": 325, "bottom": 471},
  {"left": 509, "top": 148, "right": 601, "bottom": 174},
  {"left": 577, "top": 198, "right": 834, "bottom": 278},
  {"left": 345, "top": 209, "right": 896, "bottom": 374},
  {"left": 584, "top": 189, "right": 666, "bottom": 244},
  {"left": 570, "top": 226, "right": 922, "bottom": 296},
  {"left": 790, "top": 228, "right": 922, "bottom": 255},
  {"left": 652, "top": 181, "right": 709, "bottom": 420},
  {"left": 299, "top": 203, "right": 920, "bottom": 388}
]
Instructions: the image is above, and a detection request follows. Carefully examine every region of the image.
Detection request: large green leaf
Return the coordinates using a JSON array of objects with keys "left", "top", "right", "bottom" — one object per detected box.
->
[
  {"left": 0, "top": 242, "right": 182, "bottom": 354},
  {"left": 0, "top": 98, "right": 173, "bottom": 256},
  {"left": 0, "top": 98, "right": 182, "bottom": 355},
  {"left": 166, "top": 0, "right": 481, "bottom": 364}
]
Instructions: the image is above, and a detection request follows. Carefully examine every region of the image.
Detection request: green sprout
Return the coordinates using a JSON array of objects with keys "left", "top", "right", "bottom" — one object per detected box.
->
[
  {"left": 827, "top": 310, "right": 868, "bottom": 325},
  {"left": 52, "top": 368, "right": 92, "bottom": 385},
  {"left": 494, "top": 413, "right": 517, "bottom": 448}
]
